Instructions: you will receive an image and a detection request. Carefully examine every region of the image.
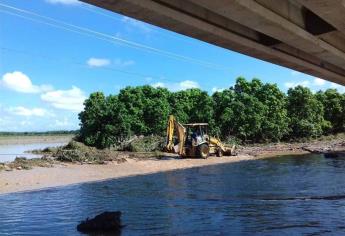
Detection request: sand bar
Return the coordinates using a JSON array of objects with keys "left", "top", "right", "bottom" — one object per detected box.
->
[{"left": 0, "top": 154, "right": 277, "bottom": 195}]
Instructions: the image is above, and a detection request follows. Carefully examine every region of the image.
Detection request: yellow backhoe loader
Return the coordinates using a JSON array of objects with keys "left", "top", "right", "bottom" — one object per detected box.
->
[{"left": 165, "top": 115, "right": 236, "bottom": 158}]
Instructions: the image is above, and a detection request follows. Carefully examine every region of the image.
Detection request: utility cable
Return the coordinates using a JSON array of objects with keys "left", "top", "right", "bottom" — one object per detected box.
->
[
  {"left": 0, "top": 3, "right": 231, "bottom": 71},
  {"left": 0, "top": 47, "right": 192, "bottom": 85}
]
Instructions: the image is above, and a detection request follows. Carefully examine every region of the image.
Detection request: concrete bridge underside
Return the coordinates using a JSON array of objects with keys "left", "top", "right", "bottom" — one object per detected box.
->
[{"left": 82, "top": 0, "right": 345, "bottom": 86}]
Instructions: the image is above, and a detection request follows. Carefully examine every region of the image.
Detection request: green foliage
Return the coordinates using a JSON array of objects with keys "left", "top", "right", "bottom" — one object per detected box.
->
[
  {"left": 125, "top": 136, "right": 165, "bottom": 152},
  {"left": 79, "top": 92, "right": 132, "bottom": 148},
  {"left": 213, "top": 78, "right": 289, "bottom": 142},
  {"left": 257, "top": 83, "right": 289, "bottom": 142},
  {"left": 316, "top": 89, "right": 344, "bottom": 133},
  {"left": 118, "top": 86, "right": 171, "bottom": 135},
  {"left": 170, "top": 88, "right": 215, "bottom": 129},
  {"left": 78, "top": 92, "right": 108, "bottom": 148},
  {"left": 78, "top": 78, "right": 345, "bottom": 148},
  {"left": 287, "top": 86, "right": 329, "bottom": 139}
]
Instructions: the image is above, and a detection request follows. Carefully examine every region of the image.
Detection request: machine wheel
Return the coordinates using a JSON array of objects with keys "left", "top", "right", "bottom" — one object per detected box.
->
[
  {"left": 198, "top": 144, "right": 209, "bottom": 159},
  {"left": 216, "top": 148, "right": 223, "bottom": 157}
]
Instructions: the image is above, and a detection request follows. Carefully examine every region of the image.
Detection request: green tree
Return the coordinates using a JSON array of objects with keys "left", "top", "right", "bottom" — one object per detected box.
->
[
  {"left": 117, "top": 86, "right": 171, "bottom": 136},
  {"left": 141, "top": 86, "right": 171, "bottom": 135},
  {"left": 256, "top": 83, "right": 289, "bottom": 141},
  {"left": 170, "top": 88, "right": 215, "bottom": 130},
  {"left": 287, "top": 86, "right": 329, "bottom": 139},
  {"left": 316, "top": 89, "right": 344, "bottom": 133},
  {"left": 104, "top": 95, "right": 131, "bottom": 145},
  {"left": 229, "top": 93, "right": 266, "bottom": 142},
  {"left": 214, "top": 78, "right": 289, "bottom": 142},
  {"left": 78, "top": 92, "right": 108, "bottom": 148},
  {"left": 78, "top": 79, "right": 344, "bottom": 149},
  {"left": 212, "top": 89, "right": 234, "bottom": 137},
  {"left": 117, "top": 86, "right": 146, "bottom": 135}
]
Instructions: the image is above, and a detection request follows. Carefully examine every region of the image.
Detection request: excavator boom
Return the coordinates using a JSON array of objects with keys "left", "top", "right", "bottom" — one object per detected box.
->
[{"left": 165, "top": 115, "right": 186, "bottom": 155}]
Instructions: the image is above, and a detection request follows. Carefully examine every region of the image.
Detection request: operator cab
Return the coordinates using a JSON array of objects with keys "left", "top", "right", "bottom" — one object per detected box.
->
[{"left": 184, "top": 123, "right": 209, "bottom": 146}]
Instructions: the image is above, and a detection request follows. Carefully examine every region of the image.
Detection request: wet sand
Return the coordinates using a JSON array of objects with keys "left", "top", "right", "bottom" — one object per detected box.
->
[{"left": 0, "top": 154, "right": 284, "bottom": 195}]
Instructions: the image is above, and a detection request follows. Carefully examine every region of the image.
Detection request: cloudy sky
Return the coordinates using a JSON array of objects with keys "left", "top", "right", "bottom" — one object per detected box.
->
[{"left": 0, "top": 0, "right": 344, "bottom": 132}]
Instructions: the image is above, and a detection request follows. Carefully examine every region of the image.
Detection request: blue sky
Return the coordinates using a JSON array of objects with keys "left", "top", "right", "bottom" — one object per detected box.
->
[{"left": 0, "top": 0, "right": 344, "bottom": 132}]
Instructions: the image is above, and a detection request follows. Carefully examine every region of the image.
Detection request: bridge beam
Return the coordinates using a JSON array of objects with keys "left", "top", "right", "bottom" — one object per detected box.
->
[{"left": 82, "top": 0, "right": 345, "bottom": 86}]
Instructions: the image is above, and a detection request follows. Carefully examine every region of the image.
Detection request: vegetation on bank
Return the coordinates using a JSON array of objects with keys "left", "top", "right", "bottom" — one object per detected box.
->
[
  {"left": 1, "top": 133, "right": 344, "bottom": 171},
  {"left": 78, "top": 77, "right": 345, "bottom": 149},
  {"left": 0, "top": 140, "right": 127, "bottom": 171},
  {"left": 0, "top": 157, "right": 55, "bottom": 171}
]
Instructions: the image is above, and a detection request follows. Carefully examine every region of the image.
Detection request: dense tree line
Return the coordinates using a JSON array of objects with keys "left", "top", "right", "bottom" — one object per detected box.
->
[{"left": 78, "top": 78, "right": 345, "bottom": 148}]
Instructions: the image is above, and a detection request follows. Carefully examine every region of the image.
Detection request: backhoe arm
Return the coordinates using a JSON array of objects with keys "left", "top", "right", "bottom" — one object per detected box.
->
[{"left": 165, "top": 115, "right": 186, "bottom": 155}]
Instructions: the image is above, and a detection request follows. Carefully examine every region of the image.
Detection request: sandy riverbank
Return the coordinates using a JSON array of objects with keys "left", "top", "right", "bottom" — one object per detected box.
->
[
  {"left": 1, "top": 135, "right": 344, "bottom": 195},
  {"left": 0, "top": 154, "right": 284, "bottom": 195}
]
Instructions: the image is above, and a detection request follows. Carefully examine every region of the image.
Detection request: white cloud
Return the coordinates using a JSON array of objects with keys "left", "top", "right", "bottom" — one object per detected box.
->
[
  {"left": 211, "top": 87, "right": 226, "bottom": 93},
  {"left": 145, "top": 77, "right": 153, "bottom": 82},
  {"left": 0, "top": 104, "right": 79, "bottom": 132},
  {"left": 54, "top": 117, "right": 72, "bottom": 127},
  {"left": 122, "top": 16, "right": 152, "bottom": 33},
  {"left": 1, "top": 71, "right": 53, "bottom": 93},
  {"left": 20, "top": 120, "right": 32, "bottom": 126},
  {"left": 330, "top": 82, "right": 345, "bottom": 93},
  {"left": 291, "top": 70, "right": 302, "bottom": 76},
  {"left": 313, "top": 77, "right": 326, "bottom": 86},
  {"left": 87, "top": 58, "right": 134, "bottom": 68},
  {"left": 179, "top": 80, "right": 200, "bottom": 90},
  {"left": 113, "top": 59, "right": 135, "bottom": 67},
  {"left": 45, "top": 0, "right": 81, "bottom": 5},
  {"left": 41, "top": 86, "right": 86, "bottom": 112},
  {"left": 8, "top": 106, "right": 47, "bottom": 117},
  {"left": 87, "top": 58, "right": 110, "bottom": 67},
  {"left": 151, "top": 82, "right": 166, "bottom": 88},
  {"left": 151, "top": 80, "right": 200, "bottom": 91},
  {"left": 284, "top": 80, "right": 310, "bottom": 88}
]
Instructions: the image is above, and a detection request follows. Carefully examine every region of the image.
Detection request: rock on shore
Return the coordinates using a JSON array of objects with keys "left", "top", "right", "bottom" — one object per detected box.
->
[{"left": 77, "top": 211, "right": 123, "bottom": 234}]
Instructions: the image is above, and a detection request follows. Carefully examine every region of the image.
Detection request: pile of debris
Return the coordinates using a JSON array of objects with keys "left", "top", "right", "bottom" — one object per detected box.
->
[
  {"left": 122, "top": 135, "right": 165, "bottom": 152},
  {"left": 301, "top": 140, "right": 345, "bottom": 158},
  {"left": 1, "top": 157, "right": 55, "bottom": 171},
  {"left": 26, "top": 136, "right": 166, "bottom": 165},
  {"left": 0, "top": 136, "right": 168, "bottom": 172},
  {"left": 53, "top": 141, "right": 126, "bottom": 164}
]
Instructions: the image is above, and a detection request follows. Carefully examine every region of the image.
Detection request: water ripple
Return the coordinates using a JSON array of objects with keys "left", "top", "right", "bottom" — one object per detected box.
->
[{"left": 1, "top": 154, "right": 345, "bottom": 235}]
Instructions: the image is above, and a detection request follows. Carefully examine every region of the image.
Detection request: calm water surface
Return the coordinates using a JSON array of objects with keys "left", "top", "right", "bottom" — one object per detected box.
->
[
  {"left": 0, "top": 142, "right": 67, "bottom": 162},
  {"left": 1, "top": 154, "right": 345, "bottom": 235}
]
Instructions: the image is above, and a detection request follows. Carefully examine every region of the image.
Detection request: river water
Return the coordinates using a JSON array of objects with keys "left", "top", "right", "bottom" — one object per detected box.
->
[
  {"left": 0, "top": 142, "right": 67, "bottom": 162},
  {"left": 1, "top": 153, "right": 345, "bottom": 235}
]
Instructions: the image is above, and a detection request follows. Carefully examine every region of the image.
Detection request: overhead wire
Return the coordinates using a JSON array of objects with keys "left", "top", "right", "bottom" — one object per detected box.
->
[
  {"left": 0, "top": 2, "right": 231, "bottom": 71},
  {"left": 78, "top": 3, "right": 200, "bottom": 46},
  {"left": 0, "top": 47, "right": 188, "bottom": 84}
]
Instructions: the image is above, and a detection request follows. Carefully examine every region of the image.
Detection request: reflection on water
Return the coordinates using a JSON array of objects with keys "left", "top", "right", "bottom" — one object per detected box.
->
[
  {"left": 0, "top": 142, "right": 66, "bottom": 162},
  {"left": 1, "top": 154, "right": 345, "bottom": 235}
]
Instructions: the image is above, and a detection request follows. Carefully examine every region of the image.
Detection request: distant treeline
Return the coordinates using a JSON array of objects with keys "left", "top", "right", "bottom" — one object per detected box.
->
[
  {"left": 0, "top": 130, "right": 78, "bottom": 136},
  {"left": 78, "top": 77, "right": 345, "bottom": 148}
]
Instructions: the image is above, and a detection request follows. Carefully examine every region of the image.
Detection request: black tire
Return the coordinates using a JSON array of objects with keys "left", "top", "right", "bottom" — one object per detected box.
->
[
  {"left": 216, "top": 148, "right": 223, "bottom": 157},
  {"left": 198, "top": 144, "right": 209, "bottom": 159}
]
